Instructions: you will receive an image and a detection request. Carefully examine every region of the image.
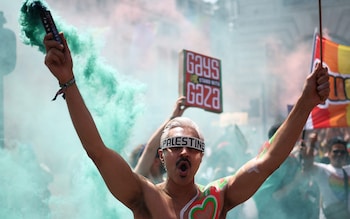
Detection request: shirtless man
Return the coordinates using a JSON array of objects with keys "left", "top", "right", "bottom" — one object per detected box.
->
[{"left": 43, "top": 32, "right": 329, "bottom": 219}]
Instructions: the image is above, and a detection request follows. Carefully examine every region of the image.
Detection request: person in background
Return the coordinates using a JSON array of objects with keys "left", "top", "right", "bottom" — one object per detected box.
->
[
  {"left": 275, "top": 138, "right": 320, "bottom": 219},
  {"left": 0, "top": 11, "right": 16, "bottom": 148},
  {"left": 200, "top": 124, "right": 255, "bottom": 219},
  {"left": 204, "top": 124, "right": 253, "bottom": 182},
  {"left": 0, "top": 11, "right": 16, "bottom": 76},
  {"left": 253, "top": 123, "right": 319, "bottom": 219},
  {"left": 315, "top": 128, "right": 350, "bottom": 164},
  {"left": 303, "top": 134, "right": 350, "bottom": 219},
  {"left": 129, "top": 143, "right": 165, "bottom": 184},
  {"left": 132, "top": 96, "right": 187, "bottom": 184},
  {"left": 42, "top": 32, "right": 329, "bottom": 219}
]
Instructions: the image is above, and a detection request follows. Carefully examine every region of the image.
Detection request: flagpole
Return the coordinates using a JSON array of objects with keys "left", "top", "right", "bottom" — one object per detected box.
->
[
  {"left": 310, "top": 28, "right": 318, "bottom": 73},
  {"left": 318, "top": 0, "right": 323, "bottom": 65},
  {"left": 300, "top": 0, "right": 324, "bottom": 167}
]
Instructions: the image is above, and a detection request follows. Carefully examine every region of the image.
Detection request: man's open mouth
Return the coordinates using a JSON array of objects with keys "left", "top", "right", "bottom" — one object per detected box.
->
[{"left": 177, "top": 159, "right": 191, "bottom": 176}]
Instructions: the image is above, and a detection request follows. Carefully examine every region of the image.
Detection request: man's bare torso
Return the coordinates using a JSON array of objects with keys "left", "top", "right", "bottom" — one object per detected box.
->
[{"left": 132, "top": 178, "right": 229, "bottom": 219}]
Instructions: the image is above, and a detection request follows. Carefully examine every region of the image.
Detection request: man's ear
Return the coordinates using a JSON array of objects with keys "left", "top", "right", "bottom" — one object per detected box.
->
[{"left": 158, "top": 149, "right": 164, "bottom": 163}]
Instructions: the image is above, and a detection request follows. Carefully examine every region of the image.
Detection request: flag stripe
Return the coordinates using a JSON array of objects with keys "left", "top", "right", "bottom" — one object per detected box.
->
[
  {"left": 311, "top": 106, "right": 330, "bottom": 128},
  {"left": 328, "top": 104, "right": 348, "bottom": 126},
  {"left": 338, "top": 44, "right": 350, "bottom": 73},
  {"left": 324, "top": 38, "right": 339, "bottom": 73}
]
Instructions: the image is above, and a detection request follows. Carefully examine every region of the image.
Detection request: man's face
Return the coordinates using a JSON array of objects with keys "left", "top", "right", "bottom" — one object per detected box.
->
[
  {"left": 329, "top": 144, "right": 348, "bottom": 168},
  {"left": 160, "top": 127, "right": 203, "bottom": 185}
]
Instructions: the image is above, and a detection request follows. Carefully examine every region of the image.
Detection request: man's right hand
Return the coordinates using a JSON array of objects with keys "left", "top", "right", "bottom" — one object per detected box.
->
[
  {"left": 43, "top": 32, "right": 74, "bottom": 84},
  {"left": 171, "top": 96, "right": 187, "bottom": 119}
]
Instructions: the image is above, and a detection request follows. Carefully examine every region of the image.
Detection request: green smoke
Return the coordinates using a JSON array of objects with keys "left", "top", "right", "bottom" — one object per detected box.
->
[
  {"left": 0, "top": 143, "right": 52, "bottom": 219},
  {"left": 15, "top": 0, "right": 144, "bottom": 218},
  {"left": 19, "top": 0, "right": 145, "bottom": 151}
]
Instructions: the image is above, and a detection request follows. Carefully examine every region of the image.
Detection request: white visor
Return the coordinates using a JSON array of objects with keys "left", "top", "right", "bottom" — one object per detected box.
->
[{"left": 161, "top": 136, "right": 205, "bottom": 152}]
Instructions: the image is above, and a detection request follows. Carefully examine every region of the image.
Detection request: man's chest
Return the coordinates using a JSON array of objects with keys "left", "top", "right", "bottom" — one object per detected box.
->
[{"left": 179, "top": 186, "right": 223, "bottom": 219}]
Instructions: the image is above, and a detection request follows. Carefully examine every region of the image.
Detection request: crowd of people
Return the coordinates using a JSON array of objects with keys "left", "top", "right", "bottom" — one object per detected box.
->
[
  {"left": 130, "top": 103, "right": 350, "bottom": 219},
  {"left": 131, "top": 121, "right": 350, "bottom": 219},
  {"left": 302, "top": 130, "right": 350, "bottom": 219},
  {"left": 40, "top": 29, "right": 350, "bottom": 219}
]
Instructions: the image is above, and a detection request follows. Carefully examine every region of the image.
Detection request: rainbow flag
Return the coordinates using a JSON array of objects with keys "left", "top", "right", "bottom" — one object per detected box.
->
[{"left": 305, "top": 35, "right": 350, "bottom": 129}]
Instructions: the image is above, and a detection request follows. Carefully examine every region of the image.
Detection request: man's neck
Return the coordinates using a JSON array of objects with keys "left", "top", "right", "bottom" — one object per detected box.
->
[{"left": 162, "top": 179, "right": 198, "bottom": 203}]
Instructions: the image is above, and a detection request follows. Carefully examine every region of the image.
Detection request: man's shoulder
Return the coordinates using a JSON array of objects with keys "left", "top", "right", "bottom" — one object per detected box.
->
[{"left": 197, "top": 176, "right": 230, "bottom": 192}]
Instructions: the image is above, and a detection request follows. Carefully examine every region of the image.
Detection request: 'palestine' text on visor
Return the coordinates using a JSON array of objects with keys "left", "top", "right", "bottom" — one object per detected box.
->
[{"left": 161, "top": 136, "right": 205, "bottom": 152}]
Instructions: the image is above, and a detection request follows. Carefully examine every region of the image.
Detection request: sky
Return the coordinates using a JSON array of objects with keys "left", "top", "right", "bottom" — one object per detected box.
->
[{"left": 1, "top": 0, "right": 350, "bottom": 218}]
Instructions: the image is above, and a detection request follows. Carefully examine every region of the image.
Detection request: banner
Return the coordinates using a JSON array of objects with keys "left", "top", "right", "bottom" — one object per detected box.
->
[
  {"left": 305, "top": 35, "right": 350, "bottom": 129},
  {"left": 179, "top": 49, "right": 223, "bottom": 113}
]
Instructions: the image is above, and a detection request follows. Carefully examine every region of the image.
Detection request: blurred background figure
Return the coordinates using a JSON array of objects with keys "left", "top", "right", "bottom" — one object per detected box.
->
[
  {"left": 314, "top": 128, "right": 350, "bottom": 164},
  {"left": 129, "top": 143, "right": 166, "bottom": 184},
  {"left": 253, "top": 123, "right": 319, "bottom": 219},
  {"left": 199, "top": 124, "right": 256, "bottom": 219},
  {"left": 201, "top": 124, "right": 253, "bottom": 183},
  {"left": 303, "top": 134, "right": 350, "bottom": 219},
  {"left": 0, "top": 11, "right": 16, "bottom": 76},
  {"left": 0, "top": 11, "right": 16, "bottom": 148},
  {"left": 130, "top": 96, "right": 187, "bottom": 184}
]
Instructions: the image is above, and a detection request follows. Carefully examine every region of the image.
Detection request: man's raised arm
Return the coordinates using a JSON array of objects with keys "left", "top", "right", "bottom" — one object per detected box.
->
[
  {"left": 43, "top": 33, "right": 143, "bottom": 208},
  {"left": 224, "top": 62, "right": 329, "bottom": 207},
  {"left": 134, "top": 96, "right": 187, "bottom": 178}
]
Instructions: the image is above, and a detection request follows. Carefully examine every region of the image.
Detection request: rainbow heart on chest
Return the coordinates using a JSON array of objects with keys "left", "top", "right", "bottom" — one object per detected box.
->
[{"left": 189, "top": 195, "right": 218, "bottom": 218}]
